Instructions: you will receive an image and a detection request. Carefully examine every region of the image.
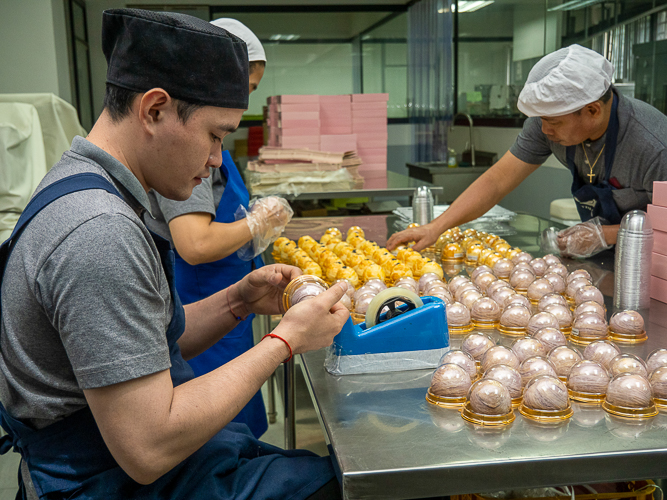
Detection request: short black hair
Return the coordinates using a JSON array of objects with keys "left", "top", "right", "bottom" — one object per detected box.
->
[
  {"left": 103, "top": 83, "right": 204, "bottom": 124},
  {"left": 599, "top": 85, "right": 613, "bottom": 104},
  {"left": 249, "top": 60, "right": 265, "bottom": 73}
]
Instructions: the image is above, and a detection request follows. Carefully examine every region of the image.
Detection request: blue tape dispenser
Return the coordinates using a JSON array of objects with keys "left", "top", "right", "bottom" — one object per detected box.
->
[{"left": 324, "top": 288, "right": 450, "bottom": 375}]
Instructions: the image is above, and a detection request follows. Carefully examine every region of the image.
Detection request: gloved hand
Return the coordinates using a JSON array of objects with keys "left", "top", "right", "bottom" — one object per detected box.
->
[
  {"left": 542, "top": 217, "right": 612, "bottom": 259},
  {"left": 236, "top": 197, "right": 294, "bottom": 261}
]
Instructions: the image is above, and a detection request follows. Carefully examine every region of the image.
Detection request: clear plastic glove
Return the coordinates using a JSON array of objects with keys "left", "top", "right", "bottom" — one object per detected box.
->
[
  {"left": 541, "top": 217, "right": 612, "bottom": 259},
  {"left": 236, "top": 196, "right": 294, "bottom": 261}
]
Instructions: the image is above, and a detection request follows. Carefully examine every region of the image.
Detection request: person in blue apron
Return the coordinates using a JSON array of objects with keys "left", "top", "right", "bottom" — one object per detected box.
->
[
  {"left": 0, "top": 9, "right": 347, "bottom": 499},
  {"left": 145, "top": 19, "right": 293, "bottom": 439},
  {"left": 387, "top": 44, "right": 667, "bottom": 257}
]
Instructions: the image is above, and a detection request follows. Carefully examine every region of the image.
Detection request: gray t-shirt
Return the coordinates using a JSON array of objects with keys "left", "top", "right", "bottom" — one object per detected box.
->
[
  {"left": 0, "top": 136, "right": 172, "bottom": 429},
  {"left": 510, "top": 88, "right": 667, "bottom": 215},
  {"left": 145, "top": 168, "right": 227, "bottom": 244}
]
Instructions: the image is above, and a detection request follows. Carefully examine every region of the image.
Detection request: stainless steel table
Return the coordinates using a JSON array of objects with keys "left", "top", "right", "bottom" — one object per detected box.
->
[{"left": 280, "top": 213, "right": 667, "bottom": 500}]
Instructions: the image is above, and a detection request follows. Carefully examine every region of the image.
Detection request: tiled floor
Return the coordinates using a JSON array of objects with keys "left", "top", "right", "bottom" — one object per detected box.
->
[{"left": 0, "top": 360, "right": 327, "bottom": 496}]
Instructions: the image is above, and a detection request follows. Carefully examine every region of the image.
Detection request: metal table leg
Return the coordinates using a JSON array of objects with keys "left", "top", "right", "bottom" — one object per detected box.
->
[
  {"left": 267, "top": 371, "right": 277, "bottom": 424},
  {"left": 284, "top": 357, "right": 296, "bottom": 450}
]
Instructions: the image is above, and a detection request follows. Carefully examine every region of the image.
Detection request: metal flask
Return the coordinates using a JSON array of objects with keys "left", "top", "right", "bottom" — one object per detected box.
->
[
  {"left": 412, "top": 186, "right": 434, "bottom": 226},
  {"left": 614, "top": 210, "right": 653, "bottom": 310}
]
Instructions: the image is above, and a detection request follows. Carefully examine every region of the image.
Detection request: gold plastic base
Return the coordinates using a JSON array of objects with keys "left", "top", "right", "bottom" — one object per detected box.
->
[
  {"left": 472, "top": 320, "right": 499, "bottom": 329},
  {"left": 448, "top": 324, "right": 475, "bottom": 335},
  {"left": 282, "top": 275, "right": 329, "bottom": 311},
  {"left": 497, "top": 325, "right": 527, "bottom": 337},
  {"left": 515, "top": 289, "right": 528, "bottom": 296},
  {"left": 441, "top": 257, "right": 464, "bottom": 264},
  {"left": 560, "top": 326, "right": 572, "bottom": 337},
  {"left": 511, "top": 397, "right": 522, "bottom": 409},
  {"left": 654, "top": 397, "right": 667, "bottom": 409},
  {"left": 608, "top": 329, "right": 648, "bottom": 344},
  {"left": 568, "top": 389, "right": 606, "bottom": 403},
  {"left": 425, "top": 390, "right": 467, "bottom": 408},
  {"left": 602, "top": 401, "right": 658, "bottom": 419},
  {"left": 460, "top": 401, "right": 515, "bottom": 426},
  {"left": 568, "top": 331, "right": 608, "bottom": 346},
  {"left": 519, "top": 404, "right": 573, "bottom": 422},
  {"left": 464, "top": 259, "right": 479, "bottom": 267},
  {"left": 350, "top": 312, "right": 366, "bottom": 325}
]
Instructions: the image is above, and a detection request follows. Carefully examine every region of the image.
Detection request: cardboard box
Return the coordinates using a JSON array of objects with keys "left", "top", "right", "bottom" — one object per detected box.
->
[
  {"left": 279, "top": 119, "right": 320, "bottom": 128},
  {"left": 278, "top": 127, "right": 321, "bottom": 137},
  {"left": 351, "top": 101, "right": 388, "bottom": 110},
  {"left": 352, "top": 108, "right": 388, "bottom": 118},
  {"left": 320, "top": 94, "right": 351, "bottom": 104},
  {"left": 278, "top": 103, "right": 320, "bottom": 113},
  {"left": 358, "top": 163, "right": 387, "bottom": 172},
  {"left": 651, "top": 275, "right": 667, "bottom": 304},
  {"left": 320, "top": 134, "right": 357, "bottom": 153},
  {"left": 278, "top": 94, "right": 320, "bottom": 104},
  {"left": 352, "top": 93, "right": 389, "bottom": 102},
  {"left": 652, "top": 252, "right": 667, "bottom": 280},
  {"left": 655, "top": 229, "right": 667, "bottom": 256},
  {"left": 279, "top": 111, "right": 319, "bottom": 120},
  {"left": 654, "top": 181, "right": 667, "bottom": 207},
  {"left": 320, "top": 126, "right": 353, "bottom": 135}
]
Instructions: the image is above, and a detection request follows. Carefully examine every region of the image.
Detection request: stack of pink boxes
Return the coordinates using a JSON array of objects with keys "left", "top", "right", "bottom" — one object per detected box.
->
[
  {"left": 266, "top": 93, "right": 388, "bottom": 189},
  {"left": 648, "top": 181, "right": 667, "bottom": 303}
]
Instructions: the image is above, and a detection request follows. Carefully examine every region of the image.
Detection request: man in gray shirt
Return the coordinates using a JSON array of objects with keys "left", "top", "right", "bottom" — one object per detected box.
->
[
  {"left": 0, "top": 9, "right": 347, "bottom": 500},
  {"left": 388, "top": 45, "right": 667, "bottom": 258}
]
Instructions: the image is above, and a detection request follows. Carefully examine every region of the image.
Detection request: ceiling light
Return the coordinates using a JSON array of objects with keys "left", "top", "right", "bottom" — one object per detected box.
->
[
  {"left": 452, "top": 1, "right": 495, "bottom": 13},
  {"left": 548, "top": 0, "right": 604, "bottom": 11},
  {"left": 269, "top": 34, "right": 300, "bottom": 41}
]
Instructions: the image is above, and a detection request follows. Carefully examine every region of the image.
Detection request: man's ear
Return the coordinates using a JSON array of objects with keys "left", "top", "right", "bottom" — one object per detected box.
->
[
  {"left": 584, "top": 100, "right": 603, "bottom": 119},
  {"left": 137, "top": 88, "right": 172, "bottom": 136}
]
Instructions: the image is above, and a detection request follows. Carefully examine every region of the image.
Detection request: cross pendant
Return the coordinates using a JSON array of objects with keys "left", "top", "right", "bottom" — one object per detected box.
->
[{"left": 587, "top": 172, "right": 595, "bottom": 182}]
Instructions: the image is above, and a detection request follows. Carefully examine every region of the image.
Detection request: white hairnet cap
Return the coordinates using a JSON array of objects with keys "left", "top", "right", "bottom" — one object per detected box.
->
[
  {"left": 518, "top": 44, "right": 614, "bottom": 117},
  {"left": 210, "top": 18, "right": 266, "bottom": 62}
]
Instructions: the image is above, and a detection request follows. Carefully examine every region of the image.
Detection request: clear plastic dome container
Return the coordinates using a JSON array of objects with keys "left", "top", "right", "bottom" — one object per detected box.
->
[
  {"left": 486, "top": 279, "right": 511, "bottom": 298},
  {"left": 364, "top": 278, "right": 387, "bottom": 294},
  {"left": 461, "top": 332, "right": 496, "bottom": 364},
  {"left": 529, "top": 258, "right": 547, "bottom": 277},
  {"left": 483, "top": 364, "right": 523, "bottom": 403},
  {"left": 571, "top": 312, "right": 608, "bottom": 345},
  {"left": 473, "top": 272, "right": 497, "bottom": 294},
  {"left": 490, "top": 287, "right": 516, "bottom": 308},
  {"left": 513, "top": 262, "right": 534, "bottom": 273},
  {"left": 509, "top": 268, "right": 536, "bottom": 292},
  {"left": 543, "top": 254, "right": 562, "bottom": 267},
  {"left": 482, "top": 345, "right": 520, "bottom": 372},
  {"left": 283, "top": 275, "right": 329, "bottom": 311},
  {"left": 505, "top": 293, "right": 532, "bottom": 310},
  {"left": 567, "top": 360, "right": 610, "bottom": 402},
  {"left": 548, "top": 346, "right": 582, "bottom": 380},
  {"left": 543, "top": 273, "right": 566, "bottom": 295},
  {"left": 649, "top": 367, "right": 667, "bottom": 408},
  {"left": 527, "top": 278, "right": 555, "bottom": 303},
  {"left": 461, "top": 379, "right": 515, "bottom": 425},
  {"left": 426, "top": 288, "right": 454, "bottom": 305},
  {"left": 608, "top": 310, "right": 647, "bottom": 344},
  {"left": 418, "top": 273, "right": 443, "bottom": 295},
  {"left": 538, "top": 293, "right": 568, "bottom": 312},
  {"left": 498, "top": 305, "right": 532, "bottom": 336},
  {"left": 533, "top": 327, "right": 568, "bottom": 351},
  {"left": 395, "top": 277, "right": 418, "bottom": 295},
  {"left": 647, "top": 349, "right": 667, "bottom": 374},
  {"left": 546, "top": 263, "right": 569, "bottom": 279},
  {"left": 439, "top": 350, "right": 478, "bottom": 381},
  {"left": 426, "top": 363, "right": 473, "bottom": 407},
  {"left": 526, "top": 312, "right": 560, "bottom": 337},
  {"left": 512, "top": 252, "right": 533, "bottom": 264},
  {"left": 448, "top": 275, "right": 471, "bottom": 295},
  {"left": 354, "top": 285, "right": 378, "bottom": 304},
  {"left": 574, "top": 285, "right": 605, "bottom": 307},
  {"left": 574, "top": 301, "right": 606, "bottom": 318},
  {"left": 583, "top": 340, "right": 621, "bottom": 370},
  {"left": 339, "top": 294, "right": 352, "bottom": 311},
  {"left": 470, "top": 265, "right": 493, "bottom": 282},
  {"left": 447, "top": 302, "right": 473, "bottom": 335},
  {"left": 544, "top": 304, "right": 574, "bottom": 334},
  {"left": 471, "top": 297, "right": 501, "bottom": 328},
  {"left": 461, "top": 289, "right": 484, "bottom": 311},
  {"left": 603, "top": 373, "right": 657, "bottom": 419},
  {"left": 566, "top": 269, "right": 593, "bottom": 285},
  {"left": 455, "top": 283, "right": 480, "bottom": 302},
  {"left": 441, "top": 242, "right": 465, "bottom": 264},
  {"left": 519, "top": 356, "right": 558, "bottom": 387},
  {"left": 353, "top": 292, "right": 376, "bottom": 314},
  {"left": 493, "top": 258, "right": 515, "bottom": 280},
  {"left": 520, "top": 375, "right": 573, "bottom": 422},
  {"left": 566, "top": 278, "right": 593, "bottom": 301},
  {"left": 511, "top": 337, "right": 547, "bottom": 363},
  {"left": 609, "top": 353, "right": 648, "bottom": 378}
]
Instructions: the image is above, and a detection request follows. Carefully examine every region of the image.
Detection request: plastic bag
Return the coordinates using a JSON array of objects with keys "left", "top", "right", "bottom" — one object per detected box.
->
[
  {"left": 540, "top": 217, "right": 612, "bottom": 259},
  {"left": 235, "top": 196, "right": 294, "bottom": 261}
]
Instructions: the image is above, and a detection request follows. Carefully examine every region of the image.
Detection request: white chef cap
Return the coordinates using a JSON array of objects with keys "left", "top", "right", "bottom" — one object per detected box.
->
[
  {"left": 518, "top": 44, "right": 614, "bottom": 117},
  {"left": 210, "top": 18, "right": 266, "bottom": 62}
]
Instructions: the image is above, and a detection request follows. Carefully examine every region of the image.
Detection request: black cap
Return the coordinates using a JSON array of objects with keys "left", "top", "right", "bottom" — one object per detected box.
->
[{"left": 102, "top": 9, "right": 249, "bottom": 109}]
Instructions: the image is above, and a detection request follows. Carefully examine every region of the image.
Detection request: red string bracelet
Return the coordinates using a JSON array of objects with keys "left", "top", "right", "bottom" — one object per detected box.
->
[
  {"left": 227, "top": 289, "right": 244, "bottom": 322},
  {"left": 262, "top": 333, "right": 293, "bottom": 363}
]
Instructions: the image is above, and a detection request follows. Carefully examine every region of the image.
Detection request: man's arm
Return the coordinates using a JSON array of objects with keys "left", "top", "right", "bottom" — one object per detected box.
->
[
  {"left": 387, "top": 151, "right": 541, "bottom": 250},
  {"left": 169, "top": 212, "right": 252, "bottom": 265},
  {"left": 84, "top": 281, "right": 349, "bottom": 486}
]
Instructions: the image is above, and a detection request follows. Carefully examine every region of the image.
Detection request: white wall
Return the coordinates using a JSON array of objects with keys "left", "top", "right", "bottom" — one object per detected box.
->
[
  {"left": 513, "top": 5, "right": 561, "bottom": 62},
  {"left": 0, "top": 0, "right": 71, "bottom": 102}
]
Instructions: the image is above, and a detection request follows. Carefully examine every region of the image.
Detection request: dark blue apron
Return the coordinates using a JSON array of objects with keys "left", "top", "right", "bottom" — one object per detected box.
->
[
  {"left": 175, "top": 150, "right": 267, "bottom": 438},
  {"left": 565, "top": 93, "right": 623, "bottom": 225},
  {"left": 0, "top": 173, "right": 335, "bottom": 500}
]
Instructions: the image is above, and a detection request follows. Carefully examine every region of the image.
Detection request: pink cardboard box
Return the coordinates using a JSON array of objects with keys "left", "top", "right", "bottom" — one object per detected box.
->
[
  {"left": 352, "top": 117, "right": 387, "bottom": 126},
  {"left": 279, "top": 111, "right": 319, "bottom": 120},
  {"left": 364, "top": 177, "right": 388, "bottom": 189},
  {"left": 321, "top": 126, "right": 353, "bottom": 135},
  {"left": 280, "top": 136, "right": 320, "bottom": 147},
  {"left": 277, "top": 94, "right": 320, "bottom": 104},
  {"left": 319, "top": 118, "right": 351, "bottom": 127},
  {"left": 278, "top": 127, "right": 320, "bottom": 137},
  {"left": 352, "top": 93, "right": 389, "bottom": 102},
  {"left": 320, "top": 94, "right": 351, "bottom": 104},
  {"left": 320, "top": 134, "right": 357, "bottom": 153},
  {"left": 358, "top": 147, "right": 387, "bottom": 156},
  {"left": 352, "top": 108, "right": 388, "bottom": 119},
  {"left": 279, "top": 119, "right": 320, "bottom": 128},
  {"left": 651, "top": 275, "right": 667, "bottom": 304},
  {"left": 654, "top": 181, "right": 667, "bottom": 208},
  {"left": 352, "top": 101, "right": 388, "bottom": 110},
  {"left": 278, "top": 103, "right": 320, "bottom": 113},
  {"left": 358, "top": 163, "right": 387, "bottom": 172},
  {"left": 648, "top": 204, "right": 667, "bottom": 232},
  {"left": 652, "top": 252, "right": 667, "bottom": 280},
  {"left": 655, "top": 230, "right": 667, "bottom": 256}
]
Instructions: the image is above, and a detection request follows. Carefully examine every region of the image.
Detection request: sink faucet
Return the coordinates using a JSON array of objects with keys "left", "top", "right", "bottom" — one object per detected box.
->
[{"left": 452, "top": 112, "right": 475, "bottom": 167}]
